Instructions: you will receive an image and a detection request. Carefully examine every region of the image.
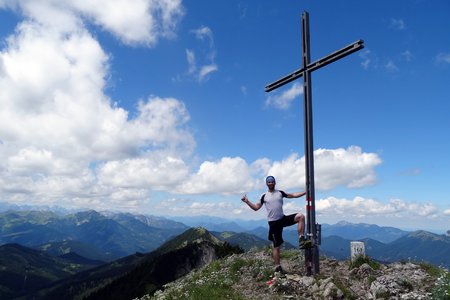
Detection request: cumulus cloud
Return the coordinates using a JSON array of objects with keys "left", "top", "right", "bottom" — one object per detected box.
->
[
  {"left": 156, "top": 197, "right": 251, "bottom": 218},
  {"left": 267, "top": 195, "right": 439, "bottom": 221},
  {"left": 265, "top": 82, "right": 302, "bottom": 110},
  {"left": 315, "top": 197, "right": 438, "bottom": 219},
  {"left": 176, "top": 157, "right": 254, "bottom": 195},
  {"left": 0, "top": 0, "right": 190, "bottom": 209},
  {"left": 266, "top": 146, "right": 381, "bottom": 191},
  {"left": 0, "top": 2, "right": 398, "bottom": 216},
  {"left": 154, "top": 195, "right": 443, "bottom": 224},
  {"left": 4, "top": 0, "right": 184, "bottom": 46},
  {"left": 173, "top": 146, "right": 380, "bottom": 196},
  {"left": 98, "top": 153, "right": 189, "bottom": 190}
]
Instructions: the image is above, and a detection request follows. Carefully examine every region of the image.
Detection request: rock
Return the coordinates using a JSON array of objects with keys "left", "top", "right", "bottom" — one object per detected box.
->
[
  {"left": 323, "top": 281, "right": 344, "bottom": 299},
  {"left": 358, "top": 262, "right": 374, "bottom": 276}
]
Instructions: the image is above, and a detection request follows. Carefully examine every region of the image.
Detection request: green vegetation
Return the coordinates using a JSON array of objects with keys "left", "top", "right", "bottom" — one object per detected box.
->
[
  {"left": 420, "top": 261, "right": 443, "bottom": 277},
  {"left": 150, "top": 259, "right": 243, "bottom": 299},
  {"left": 333, "top": 277, "right": 357, "bottom": 300},
  {"left": 149, "top": 254, "right": 273, "bottom": 300},
  {"left": 214, "top": 242, "right": 244, "bottom": 258},
  {"left": 418, "top": 262, "right": 450, "bottom": 300},
  {"left": 432, "top": 270, "right": 449, "bottom": 300},
  {"left": 349, "top": 255, "right": 380, "bottom": 270},
  {"left": 280, "top": 249, "right": 298, "bottom": 260}
]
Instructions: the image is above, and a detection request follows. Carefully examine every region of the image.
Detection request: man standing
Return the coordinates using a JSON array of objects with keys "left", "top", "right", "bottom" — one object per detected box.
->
[{"left": 241, "top": 175, "right": 311, "bottom": 272}]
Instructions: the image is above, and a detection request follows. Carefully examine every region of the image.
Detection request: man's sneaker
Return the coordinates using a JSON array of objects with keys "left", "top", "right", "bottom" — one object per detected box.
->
[
  {"left": 299, "top": 236, "right": 312, "bottom": 249},
  {"left": 274, "top": 265, "right": 285, "bottom": 274}
]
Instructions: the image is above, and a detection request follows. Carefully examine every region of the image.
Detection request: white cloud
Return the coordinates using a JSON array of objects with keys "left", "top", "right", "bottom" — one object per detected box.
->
[
  {"left": 191, "top": 26, "right": 214, "bottom": 47},
  {"left": 186, "top": 49, "right": 196, "bottom": 74},
  {"left": 443, "top": 209, "right": 450, "bottom": 216},
  {"left": 315, "top": 196, "right": 438, "bottom": 219},
  {"left": 98, "top": 153, "right": 189, "bottom": 190},
  {"left": 155, "top": 195, "right": 444, "bottom": 225},
  {"left": 156, "top": 198, "right": 248, "bottom": 217},
  {"left": 6, "top": 0, "right": 184, "bottom": 46},
  {"left": 174, "top": 146, "right": 380, "bottom": 196},
  {"left": 436, "top": 52, "right": 450, "bottom": 65},
  {"left": 270, "top": 195, "right": 439, "bottom": 220},
  {"left": 185, "top": 26, "right": 218, "bottom": 82},
  {"left": 390, "top": 18, "right": 406, "bottom": 31},
  {"left": 198, "top": 64, "right": 218, "bottom": 81},
  {"left": 266, "top": 146, "right": 381, "bottom": 191},
  {"left": 359, "top": 49, "right": 372, "bottom": 70},
  {"left": 385, "top": 60, "right": 399, "bottom": 72},
  {"left": 176, "top": 157, "right": 254, "bottom": 195},
  {"left": 0, "top": 1, "right": 192, "bottom": 209},
  {"left": 7, "top": 147, "right": 80, "bottom": 176},
  {"left": 265, "top": 82, "right": 302, "bottom": 110}
]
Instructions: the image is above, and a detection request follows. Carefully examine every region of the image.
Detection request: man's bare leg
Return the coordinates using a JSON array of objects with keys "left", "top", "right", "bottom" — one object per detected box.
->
[
  {"left": 295, "top": 213, "right": 305, "bottom": 236},
  {"left": 273, "top": 246, "right": 281, "bottom": 266}
]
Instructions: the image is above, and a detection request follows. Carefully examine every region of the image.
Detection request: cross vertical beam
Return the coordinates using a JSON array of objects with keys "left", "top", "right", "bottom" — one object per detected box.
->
[
  {"left": 265, "top": 11, "right": 364, "bottom": 275},
  {"left": 301, "top": 11, "right": 319, "bottom": 276}
]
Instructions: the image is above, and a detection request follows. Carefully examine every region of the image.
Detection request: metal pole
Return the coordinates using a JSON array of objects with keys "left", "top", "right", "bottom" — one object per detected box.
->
[
  {"left": 301, "top": 11, "right": 319, "bottom": 275},
  {"left": 265, "top": 11, "right": 363, "bottom": 275}
]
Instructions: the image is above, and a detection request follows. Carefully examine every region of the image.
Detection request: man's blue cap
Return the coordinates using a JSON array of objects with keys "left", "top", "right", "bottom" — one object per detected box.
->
[{"left": 266, "top": 176, "right": 276, "bottom": 183}]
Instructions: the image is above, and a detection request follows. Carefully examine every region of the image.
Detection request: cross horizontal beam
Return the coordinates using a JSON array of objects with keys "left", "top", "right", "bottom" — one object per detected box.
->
[{"left": 265, "top": 39, "right": 364, "bottom": 92}]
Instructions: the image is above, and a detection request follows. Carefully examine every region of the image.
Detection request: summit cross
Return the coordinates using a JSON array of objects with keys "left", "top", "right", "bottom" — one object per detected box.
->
[{"left": 265, "top": 11, "right": 364, "bottom": 276}]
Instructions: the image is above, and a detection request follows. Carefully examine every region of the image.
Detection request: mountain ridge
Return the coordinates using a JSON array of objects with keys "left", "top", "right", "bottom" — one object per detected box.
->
[{"left": 30, "top": 227, "right": 243, "bottom": 300}]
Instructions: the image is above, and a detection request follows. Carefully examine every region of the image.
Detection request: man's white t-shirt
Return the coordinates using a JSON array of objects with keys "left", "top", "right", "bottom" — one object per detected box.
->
[{"left": 260, "top": 190, "right": 288, "bottom": 222}]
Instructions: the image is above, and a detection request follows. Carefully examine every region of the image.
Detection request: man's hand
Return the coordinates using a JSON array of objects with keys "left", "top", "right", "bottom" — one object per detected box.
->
[
  {"left": 242, "top": 195, "right": 262, "bottom": 211},
  {"left": 241, "top": 194, "right": 248, "bottom": 203}
]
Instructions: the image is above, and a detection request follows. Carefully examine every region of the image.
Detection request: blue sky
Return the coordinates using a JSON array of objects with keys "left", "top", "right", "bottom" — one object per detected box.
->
[{"left": 0, "top": 0, "right": 449, "bottom": 232}]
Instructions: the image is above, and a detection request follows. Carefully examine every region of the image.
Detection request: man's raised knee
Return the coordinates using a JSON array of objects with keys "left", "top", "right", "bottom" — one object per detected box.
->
[{"left": 295, "top": 213, "right": 305, "bottom": 223}]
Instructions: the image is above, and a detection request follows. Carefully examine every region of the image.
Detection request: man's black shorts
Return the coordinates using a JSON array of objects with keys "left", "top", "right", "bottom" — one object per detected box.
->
[{"left": 268, "top": 213, "right": 297, "bottom": 247}]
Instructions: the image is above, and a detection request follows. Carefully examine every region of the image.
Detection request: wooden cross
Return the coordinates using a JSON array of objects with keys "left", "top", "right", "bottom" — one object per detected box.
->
[{"left": 265, "top": 11, "right": 364, "bottom": 275}]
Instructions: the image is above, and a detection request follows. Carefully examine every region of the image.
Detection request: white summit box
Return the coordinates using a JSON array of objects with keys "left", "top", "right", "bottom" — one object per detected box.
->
[{"left": 350, "top": 241, "right": 365, "bottom": 262}]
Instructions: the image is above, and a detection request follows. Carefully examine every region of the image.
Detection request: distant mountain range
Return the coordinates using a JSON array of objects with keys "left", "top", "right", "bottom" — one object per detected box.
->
[
  {"left": 0, "top": 207, "right": 449, "bottom": 299},
  {"left": 0, "top": 215, "right": 449, "bottom": 299},
  {"left": 321, "top": 220, "right": 409, "bottom": 243},
  {"left": 319, "top": 231, "right": 450, "bottom": 267},
  {"left": 0, "top": 210, "right": 188, "bottom": 261},
  {"left": 1, "top": 209, "right": 449, "bottom": 265},
  {"left": 169, "top": 215, "right": 413, "bottom": 243}
]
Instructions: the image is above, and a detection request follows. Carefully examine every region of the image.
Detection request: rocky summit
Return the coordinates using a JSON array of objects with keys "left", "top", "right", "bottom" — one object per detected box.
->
[{"left": 140, "top": 248, "right": 449, "bottom": 300}]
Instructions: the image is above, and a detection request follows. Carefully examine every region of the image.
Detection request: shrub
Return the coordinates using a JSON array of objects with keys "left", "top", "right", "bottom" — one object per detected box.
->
[
  {"left": 349, "top": 255, "right": 380, "bottom": 270},
  {"left": 431, "top": 269, "right": 450, "bottom": 300}
]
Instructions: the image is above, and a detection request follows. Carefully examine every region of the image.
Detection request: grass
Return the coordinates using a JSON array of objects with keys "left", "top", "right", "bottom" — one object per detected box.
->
[
  {"left": 418, "top": 262, "right": 450, "bottom": 300},
  {"left": 420, "top": 262, "right": 443, "bottom": 277},
  {"left": 333, "top": 277, "right": 357, "bottom": 300},
  {"left": 149, "top": 255, "right": 273, "bottom": 300},
  {"left": 432, "top": 270, "right": 449, "bottom": 300},
  {"left": 280, "top": 249, "right": 299, "bottom": 260},
  {"left": 349, "top": 255, "right": 380, "bottom": 270}
]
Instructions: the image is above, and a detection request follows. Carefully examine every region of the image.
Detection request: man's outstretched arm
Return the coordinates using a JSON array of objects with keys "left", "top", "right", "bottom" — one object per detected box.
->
[
  {"left": 241, "top": 195, "right": 262, "bottom": 211},
  {"left": 286, "top": 191, "right": 306, "bottom": 198}
]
